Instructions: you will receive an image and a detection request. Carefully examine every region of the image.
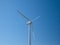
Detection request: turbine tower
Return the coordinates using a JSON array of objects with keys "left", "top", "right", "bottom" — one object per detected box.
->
[{"left": 17, "top": 10, "right": 40, "bottom": 45}]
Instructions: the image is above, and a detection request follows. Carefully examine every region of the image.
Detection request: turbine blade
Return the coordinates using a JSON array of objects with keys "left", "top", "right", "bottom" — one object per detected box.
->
[
  {"left": 17, "top": 10, "right": 30, "bottom": 21},
  {"left": 31, "top": 23, "right": 35, "bottom": 40},
  {"left": 32, "top": 16, "right": 40, "bottom": 22}
]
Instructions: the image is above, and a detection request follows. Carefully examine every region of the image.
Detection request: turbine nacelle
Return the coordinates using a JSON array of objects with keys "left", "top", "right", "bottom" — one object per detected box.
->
[{"left": 27, "top": 21, "right": 32, "bottom": 25}]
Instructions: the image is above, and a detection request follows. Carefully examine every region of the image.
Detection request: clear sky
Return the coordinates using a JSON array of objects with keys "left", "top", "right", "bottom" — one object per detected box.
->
[{"left": 0, "top": 0, "right": 60, "bottom": 45}]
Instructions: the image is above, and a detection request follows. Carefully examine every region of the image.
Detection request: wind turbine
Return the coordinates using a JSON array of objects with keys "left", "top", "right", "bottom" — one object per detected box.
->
[{"left": 17, "top": 10, "right": 40, "bottom": 45}]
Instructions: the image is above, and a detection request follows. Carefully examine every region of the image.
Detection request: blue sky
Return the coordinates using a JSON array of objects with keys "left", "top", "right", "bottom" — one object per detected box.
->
[{"left": 0, "top": 0, "right": 60, "bottom": 45}]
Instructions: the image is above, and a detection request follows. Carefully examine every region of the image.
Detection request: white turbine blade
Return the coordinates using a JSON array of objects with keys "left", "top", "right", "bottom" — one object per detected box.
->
[
  {"left": 32, "top": 31, "right": 35, "bottom": 40},
  {"left": 17, "top": 10, "right": 30, "bottom": 21},
  {"left": 32, "top": 16, "right": 40, "bottom": 22},
  {"left": 31, "top": 24, "right": 35, "bottom": 40}
]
